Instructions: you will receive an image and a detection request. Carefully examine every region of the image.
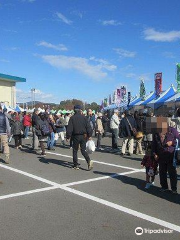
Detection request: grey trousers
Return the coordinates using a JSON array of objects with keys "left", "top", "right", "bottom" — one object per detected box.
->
[{"left": 32, "top": 127, "right": 39, "bottom": 150}]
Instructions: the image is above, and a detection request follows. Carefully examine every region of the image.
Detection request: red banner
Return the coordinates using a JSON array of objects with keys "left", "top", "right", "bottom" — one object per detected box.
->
[{"left": 155, "top": 73, "right": 162, "bottom": 97}]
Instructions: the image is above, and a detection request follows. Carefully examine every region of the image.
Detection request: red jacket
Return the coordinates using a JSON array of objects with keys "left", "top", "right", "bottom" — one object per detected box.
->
[{"left": 23, "top": 115, "right": 31, "bottom": 127}]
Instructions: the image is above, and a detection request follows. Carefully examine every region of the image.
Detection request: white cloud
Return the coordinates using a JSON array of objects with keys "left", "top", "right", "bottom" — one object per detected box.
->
[
  {"left": 162, "top": 51, "right": 176, "bottom": 59},
  {"left": 143, "top": 28, "right": 180, "bottom": 42},
  {"left": 0, "top": 59, "right": 10, "bottom": 63},
  {"left": 114, "top": 48, "right": 136, "bottom": 58},
  {"left": 16, "top": 88, "right": 58, "bottom": 103},
  {"left": 4, "top": 47, "right": 19, "bottom": 51},
  {"left": 71, "top": 10, "right": 83, "bottom": 19},
  {"left": 37, "top": 41, "right": 68, "bottom": 51},
  {"left": 89, "top": 57, "right": 117, "bottom": 71},
  {"left": 100, "top": 20, "right": 122, "bottom": 26},
  {"left": 125, "top": 73, "right": 136, "bottom": 78},
  {"left": 41, "top": 55, "right": 117, "bottom": 80},
  {"left": 21, "top": 0, "right": 36, "bottom": 3},
  {"left": 56, "top": 12, "right": 72, "bottom": 25}
]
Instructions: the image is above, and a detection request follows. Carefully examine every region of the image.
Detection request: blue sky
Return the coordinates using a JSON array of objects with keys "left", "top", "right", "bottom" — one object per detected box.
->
[{"left": 0, "top": 0, "right": 180, "bottom": 104}]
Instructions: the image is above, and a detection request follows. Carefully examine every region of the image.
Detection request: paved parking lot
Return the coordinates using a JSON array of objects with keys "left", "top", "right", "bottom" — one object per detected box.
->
[{"left": 0, "top": 137, "right": 180, "bottom": 240}]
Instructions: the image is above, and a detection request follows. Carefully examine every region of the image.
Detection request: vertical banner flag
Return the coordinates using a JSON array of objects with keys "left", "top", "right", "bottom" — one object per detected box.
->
[
  {"left": 127, "top": 92, "right": 131, "bottom": 106},
  {"left": 177, "top": 63, "right": 180, "bottom": 93},
  {"left": 140, "top": 79, "right": 146, "bottom": 100},
  {"left": 121, "top": 86, "right": 126, "bottom": 101},
  {"left": 100, "top": 100, "right": 104, "bottom": 110},
  {"left": 116, "top": 89, "right": 121, "bottom": 106},
  {"left": 104, "top": 98, "right": 108, "bottom": 107},
  {"left": 155, "top": 73, "right": 162, "bottom": 98},
  {"left": 109, "top": 94, "right": 112, "bottom": 105},
  {"left": 113, "top": 90, "right": 117, "bottom": 103}
]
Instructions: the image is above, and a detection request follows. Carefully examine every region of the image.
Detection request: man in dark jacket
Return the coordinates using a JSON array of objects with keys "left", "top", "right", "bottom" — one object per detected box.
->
[
  {"left": 102, "top": 112, "right": 109, "bottom": 137},
  {"left": 120, "top": 110, "right": 137, "bottom": 156},
  {"left": 66, "top": 105, "right": 93, "bottom": 170},
  {"left": 31, "top": 108, "right": 39, "bottom": 150}
]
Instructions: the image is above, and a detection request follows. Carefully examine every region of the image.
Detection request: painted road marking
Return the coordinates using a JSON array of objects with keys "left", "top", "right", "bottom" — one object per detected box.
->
[
  {"left": 46, "top": 151, "right": 141, "bottom": 171},
  {"left": 0, "top": 164, "right": 179, "bottom": 232},
  {"left": 62, "top": 169, "right": 143, "bottom": 187},
  {"left": 0, "top": 186, "right": 58, "bottom": 200},
  {"left": 59, "top": 185, "right": 180, "bottom": 233},
  {"left": 0, "top": 164, "right": 60, "bottom": 186}
]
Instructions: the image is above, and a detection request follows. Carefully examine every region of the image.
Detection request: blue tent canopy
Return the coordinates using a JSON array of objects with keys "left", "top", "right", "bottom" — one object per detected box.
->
[
  {"left": 147, "top": 85, "right": 176, "bottom": 109},
  {"left": 15, "top": 105, "right": 24, "bottom": 112},
  {"left": 165, "top": 92, "right": 180, "bottom": 103},
  {"left": 129, "top": 96, "right": 142, "bottom": 107},
  {"left": 140, "top": 92, "right": 156, "bottom": 106}
]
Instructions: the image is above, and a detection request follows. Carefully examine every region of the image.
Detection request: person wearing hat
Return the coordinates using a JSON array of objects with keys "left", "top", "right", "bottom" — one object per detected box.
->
[
  {"left": 95, "top": 112, "right": 104, "bottom": 150},
  {"left": 110, "top": 109, "right": 120, "bottom": 150},
  {"left": 66, "top": 105, "right": 93, "bottom": 170}
]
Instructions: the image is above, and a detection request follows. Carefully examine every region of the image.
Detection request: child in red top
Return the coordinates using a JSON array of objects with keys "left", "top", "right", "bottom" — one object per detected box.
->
[{"left": 141, "top": 145, "right": 158, "bottom": 189}]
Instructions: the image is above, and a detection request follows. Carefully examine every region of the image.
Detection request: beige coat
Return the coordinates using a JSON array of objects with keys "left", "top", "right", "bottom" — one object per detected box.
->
[{"left": 96, "top": 118, "right": 104, "bottom": 134}]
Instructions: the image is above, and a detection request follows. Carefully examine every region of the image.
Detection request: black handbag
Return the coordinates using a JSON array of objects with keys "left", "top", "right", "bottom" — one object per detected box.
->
[{"left": 175, "top": 139, "right": 180, "bottom": 166}]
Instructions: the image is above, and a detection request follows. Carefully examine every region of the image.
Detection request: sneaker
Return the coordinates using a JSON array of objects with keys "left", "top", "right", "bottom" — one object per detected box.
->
[
  {"left": 145, "top": 183, "right": 151, "bottom": 189},
  {"left": 88, "top": 160, "right": 93, "bottom": 171},
  {"left": 159, "top": 188, "right": 169, "bottom": 192},
  {"left": 73, "top": 166, "right": 79, "bottom": 170},
  {"left": 171, "top": 190, "right": 178, "bottom": 194},
  {"left": 120, "top": 153, "right": 125, "bottom": 156},
  {"left": 4, "top": 156, "right": 10, "bottom": 164},
  {"left": 139, "top": 152, "right": 145, "bottom": 155},
  {"left": 151, "top": 182, "right": 155, "bottom": 186},
  {"left": 40, "top": 153, "right": 46, "bottom": 157}
]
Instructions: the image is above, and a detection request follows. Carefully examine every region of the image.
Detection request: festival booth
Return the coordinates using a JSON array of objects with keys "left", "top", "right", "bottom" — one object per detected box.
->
[
  {"left": 15, "top": 105, "right": 25, "bottom": 112},
  {"left": 128, "top": 96, "right": 142, "bottom": 109},
  {"left": 164, "top": 92, "right": 180, "bottom": 110},
  {"left": 133, "top": 91, "right": 156, "bottom": 110},
  {"left": 146, "top": 85, "right": 176, "bottom": 115}
]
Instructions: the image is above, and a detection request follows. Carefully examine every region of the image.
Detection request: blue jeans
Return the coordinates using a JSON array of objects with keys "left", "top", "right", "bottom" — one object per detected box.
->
[
  {"left": 24, "top": 126, "right": 30, "bottom": 138},
  {"left": 47, "top": 132, "right": 55, "bottom": 149}
]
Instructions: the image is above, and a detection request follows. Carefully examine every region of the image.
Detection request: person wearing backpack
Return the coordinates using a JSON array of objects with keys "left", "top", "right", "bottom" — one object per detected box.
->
[
  {"left": 56, "top": 114, "right": 66, "bottom": 146},
  {"left": 36, "top": 113, "right": 50, "bottom": 156},
  {"left": 11, "top": 113, "right": 24, "bottom": 149},
  {"left": 47, "top": 114, "right": 56, "bottom": 150}
]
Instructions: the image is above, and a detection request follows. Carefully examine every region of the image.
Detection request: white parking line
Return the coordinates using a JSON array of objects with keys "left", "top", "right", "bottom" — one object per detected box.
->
[
  {"left": 59, "top": 185, "right": 180, "bottom": 233},
  {"left": 0, "top": 164, "right": 179, "bottom": 232},
  {"left": 0, "top": 186, "right": 58, "bottom": 200},
  {"left": 0, "top": 164, "right": 60, "bottom": 186},
  {"left": 62, "top": 169, "right": 144, "bottom": 187},
  {"left": 46, "top": 151, "right": 141, "bottom": 171}
]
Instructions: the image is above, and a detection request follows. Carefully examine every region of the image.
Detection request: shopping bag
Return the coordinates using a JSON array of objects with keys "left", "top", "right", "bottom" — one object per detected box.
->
[
  {"left": 54, "top": 133, "right": 59, "bottom": 141},
  {"left": 86, "top": 140, "right": 95, "bottom": 154}
]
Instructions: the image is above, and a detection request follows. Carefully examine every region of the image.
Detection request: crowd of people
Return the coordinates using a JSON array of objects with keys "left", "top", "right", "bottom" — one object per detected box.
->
[{"left": 0, "top": 104, "right": 180, "bottom": 194}]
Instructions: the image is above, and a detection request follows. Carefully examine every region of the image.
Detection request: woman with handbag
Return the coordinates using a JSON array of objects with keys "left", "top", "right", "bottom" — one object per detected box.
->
[
  {"left": 152, "top": 119, "right": 180, "bottom": 194},
  {"left": 134, "top": 111, "right": 144, "bottom": 155},
  {"left": 120, "top": 110, "right": 137, "bottom": 156}
]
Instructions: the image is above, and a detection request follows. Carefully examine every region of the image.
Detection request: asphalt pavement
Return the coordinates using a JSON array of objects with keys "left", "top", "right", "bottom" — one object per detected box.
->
[{"left": 0, "top": 136, "right": 180, "bottom": 240}]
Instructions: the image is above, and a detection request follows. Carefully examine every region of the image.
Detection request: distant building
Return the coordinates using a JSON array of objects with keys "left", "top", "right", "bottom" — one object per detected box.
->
[{"left": 0, "top": 73, "right": 26, "bottom": 108}]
